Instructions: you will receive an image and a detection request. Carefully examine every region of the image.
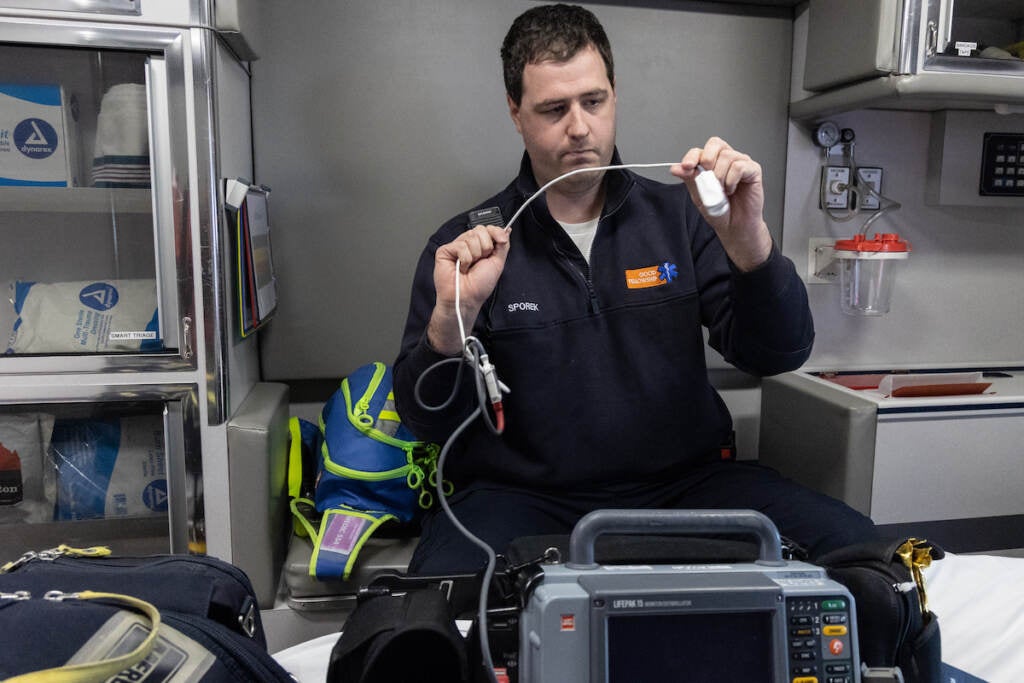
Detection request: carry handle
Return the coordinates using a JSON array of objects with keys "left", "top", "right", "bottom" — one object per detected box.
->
[{"left": 566, "top": 509, "right": 785, "bottom": 569}]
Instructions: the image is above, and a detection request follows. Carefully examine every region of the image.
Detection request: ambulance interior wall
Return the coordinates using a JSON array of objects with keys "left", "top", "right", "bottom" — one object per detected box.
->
[{"left": 249, "top": 0, "right": 795, "bottom": 397}]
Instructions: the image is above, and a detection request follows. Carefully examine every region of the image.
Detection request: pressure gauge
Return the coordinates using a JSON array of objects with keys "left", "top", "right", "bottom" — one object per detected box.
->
[{"left": 813, "top": 121, "right": 841, "bottom": 149}]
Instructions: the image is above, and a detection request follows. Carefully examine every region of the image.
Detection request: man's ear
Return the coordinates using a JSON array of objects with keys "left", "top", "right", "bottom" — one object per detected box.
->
[{"left": 507, "top": 93, "right": 523, "bottom": 135}]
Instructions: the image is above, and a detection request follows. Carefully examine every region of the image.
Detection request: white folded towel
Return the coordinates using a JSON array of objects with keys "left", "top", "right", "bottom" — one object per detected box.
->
[{"left": 92, "top": 83, "right": 150, "bottom": 188}]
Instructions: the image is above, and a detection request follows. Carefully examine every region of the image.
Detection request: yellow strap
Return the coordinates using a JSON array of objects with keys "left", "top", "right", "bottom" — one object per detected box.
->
[
  {"left": 54, "top": 545, "right": 112, "bottom": 559},
  {"left": 896, "top": 538, "right": 933, "bottom": 615},
  {"left": 4, "top": 590, "right": 161, "bottom": 683},
  {"left": 287, "top": 417, "right": 304, "bottom": 500},
  {"left": 290, "top": 497, "right": 319, "bottom": 539}
]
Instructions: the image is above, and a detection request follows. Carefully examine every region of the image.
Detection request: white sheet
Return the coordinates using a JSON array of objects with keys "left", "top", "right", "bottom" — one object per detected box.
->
[
  {"left": 923, "top": 552, "right": 1024, "bottom": 683},
  {"left": 274, "top": 633, "right": 335, "bottom": 683},
  {"left": 272, "top": 552, "right": 1024, "bottom": 683}
]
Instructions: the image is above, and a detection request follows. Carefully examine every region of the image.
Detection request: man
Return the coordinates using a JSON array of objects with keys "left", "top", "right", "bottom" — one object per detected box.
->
[{"left": 394, "top": 3, "right": 877, "bottom": 575}]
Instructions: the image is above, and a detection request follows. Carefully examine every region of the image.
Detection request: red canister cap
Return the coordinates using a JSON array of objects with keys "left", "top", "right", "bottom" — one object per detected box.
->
[{"left": 834, "top": 233, "right": 911, "bottom": 252}]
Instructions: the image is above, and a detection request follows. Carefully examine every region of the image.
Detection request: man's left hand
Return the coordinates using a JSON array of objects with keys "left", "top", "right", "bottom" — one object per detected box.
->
[{"left": 671, "top": 136, "right": 773, "bottom": 272}]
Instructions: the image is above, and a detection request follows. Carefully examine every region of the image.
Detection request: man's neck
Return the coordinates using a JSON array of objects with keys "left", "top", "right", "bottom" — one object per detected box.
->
[{"left": 544, "top": 177, "right": 606, "bottom": 224}]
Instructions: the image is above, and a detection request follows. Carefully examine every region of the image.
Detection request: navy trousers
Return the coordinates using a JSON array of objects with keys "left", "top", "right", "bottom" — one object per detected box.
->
[{"left": 408, "top": 460, "right": 879, "bottom": 575}]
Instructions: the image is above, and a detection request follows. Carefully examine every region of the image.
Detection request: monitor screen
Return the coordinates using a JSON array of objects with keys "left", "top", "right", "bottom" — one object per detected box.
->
[{"left": 606, "top": 611, "right": 773, "bottom": 682}]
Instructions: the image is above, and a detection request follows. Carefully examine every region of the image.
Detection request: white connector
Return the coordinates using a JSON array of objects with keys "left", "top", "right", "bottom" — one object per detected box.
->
[
  {"left": 478, "top": 353, "right": 503, "bottom": 406},
  {"left": 695, "top": 165, "right": 730, "bottom": 217}
]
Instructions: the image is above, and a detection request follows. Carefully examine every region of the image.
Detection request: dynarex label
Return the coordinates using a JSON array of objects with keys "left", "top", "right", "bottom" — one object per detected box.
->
[{"left": 0, "top": 84, "right": 73, "bottom": 186}]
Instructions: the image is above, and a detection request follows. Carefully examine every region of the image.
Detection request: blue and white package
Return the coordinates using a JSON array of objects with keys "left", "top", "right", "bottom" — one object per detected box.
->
[
  {"left": 0, "top": 83, "right": 78, "bottom": 187},
  {"left": 7, "top": 279, "right": 160, "bottom": 354},
  {"left": 51, "top": 414, "right": 167, "bottom": 521}
]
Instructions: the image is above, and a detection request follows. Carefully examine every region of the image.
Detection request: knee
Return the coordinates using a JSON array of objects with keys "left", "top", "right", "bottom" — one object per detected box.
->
[{"left": 807, "top": 509, "right": 880, "bottom": 560}]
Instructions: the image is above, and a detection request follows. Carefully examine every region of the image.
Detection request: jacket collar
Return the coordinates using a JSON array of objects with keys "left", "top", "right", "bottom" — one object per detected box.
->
[{"left": 513, "top": 147, "right": 635, "bottom": 222}]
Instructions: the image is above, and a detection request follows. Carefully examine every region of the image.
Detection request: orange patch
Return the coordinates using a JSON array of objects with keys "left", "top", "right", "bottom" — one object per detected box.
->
[{"left": 624, "top": 266, "right": 665, "bottom": 289}]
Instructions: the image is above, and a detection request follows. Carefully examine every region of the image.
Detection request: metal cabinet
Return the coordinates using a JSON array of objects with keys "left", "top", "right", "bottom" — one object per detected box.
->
[{"left": 0, "top": 8, "right": 260, "bottom": 562}]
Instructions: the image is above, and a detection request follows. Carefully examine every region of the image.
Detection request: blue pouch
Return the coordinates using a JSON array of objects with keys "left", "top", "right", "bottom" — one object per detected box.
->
[{"left": 290, "top": 362, "right": 445, "bottom": 580}]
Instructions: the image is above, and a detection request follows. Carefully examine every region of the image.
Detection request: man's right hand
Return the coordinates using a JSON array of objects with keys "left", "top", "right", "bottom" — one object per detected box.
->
[{"left": 426, "top": 224, "right": 511, "bottom": 355}]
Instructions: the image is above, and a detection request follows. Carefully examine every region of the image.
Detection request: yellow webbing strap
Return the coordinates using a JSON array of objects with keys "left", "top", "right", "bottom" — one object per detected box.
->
[
  {"left": 287, "top": 417, "right": 304, "bottom": 500},
  {"left": 896, "top": 538, "right": 934, "bottom": 615},
  {"left": 4, "top": 590, "right": 161, "bottom": 683}
]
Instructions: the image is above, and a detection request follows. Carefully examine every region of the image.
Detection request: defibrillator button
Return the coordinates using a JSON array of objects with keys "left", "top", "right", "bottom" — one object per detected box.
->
[
  {"left": 821, "top": 599, "right": 846, "bottom": 610},
  {"left": 792, "top": 677, "right": 818, "bottom": 683},
  {"left": 822, "top": 625, "right": 848, "bottom": 636},
  {"left": 823, "top": 614, "right": 847, "bottom": 624}
]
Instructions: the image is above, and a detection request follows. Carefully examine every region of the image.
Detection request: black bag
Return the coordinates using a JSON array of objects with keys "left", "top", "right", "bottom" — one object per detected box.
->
[
  {"left": 817, "top": 537, "right": 944, "bottom": 683},
  {"left": 327, "top": 587, "right": 468, "bottom": 683},
  {"left": 0, "top": 545, "right": 295, "bottom": 682}
]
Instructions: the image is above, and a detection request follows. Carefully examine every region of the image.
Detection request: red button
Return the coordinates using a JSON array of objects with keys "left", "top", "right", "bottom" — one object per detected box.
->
[{"left": 829, "top": 638, "right": 844, "bottom": 655}]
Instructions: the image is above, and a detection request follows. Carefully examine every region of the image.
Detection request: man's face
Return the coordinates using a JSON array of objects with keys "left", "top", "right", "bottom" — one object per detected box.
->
[{"left": 508, "top": 45, "right": 616, "bottom": 192}]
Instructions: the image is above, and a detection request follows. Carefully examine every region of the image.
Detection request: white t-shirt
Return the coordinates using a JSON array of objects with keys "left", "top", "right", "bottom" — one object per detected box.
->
[{"left": 558, "top": 217, "right": 600, "bottom": 263}]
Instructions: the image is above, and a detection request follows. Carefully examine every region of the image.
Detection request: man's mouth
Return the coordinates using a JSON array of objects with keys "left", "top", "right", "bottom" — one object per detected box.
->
[{"left": 562, "top": 149, "right": 597, "bottom": 163}]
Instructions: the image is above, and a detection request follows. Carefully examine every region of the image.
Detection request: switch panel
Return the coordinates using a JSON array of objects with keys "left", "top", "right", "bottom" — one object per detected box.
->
[
  {"left": 857, "top": 167, "right": 882, "bottom": 210},
  {"left": 980, "top": 132, "right": 1024, "bottom": 196},
  {"left": 821, "top": 166, "right": 851, "bottom": 209}
]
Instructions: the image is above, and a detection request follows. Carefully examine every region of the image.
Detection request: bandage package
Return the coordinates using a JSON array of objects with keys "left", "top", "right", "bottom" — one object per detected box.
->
[
  {"left": 6, "top": 279, "right": 160, "bottom": 354},
  {"left": 51, "top": 414, "right": 167, "bottom": 521},
  {"left": 0, "top": 83, "right": 79, "bottom": 187}
]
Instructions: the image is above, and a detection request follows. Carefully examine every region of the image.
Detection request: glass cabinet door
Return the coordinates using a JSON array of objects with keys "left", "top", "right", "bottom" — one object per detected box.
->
[
  {"left": 0, "top": 22, "right": 195, "bottom": 371},
  {"left": 0, "top": 384, "right": 201, "bottom": 560}
]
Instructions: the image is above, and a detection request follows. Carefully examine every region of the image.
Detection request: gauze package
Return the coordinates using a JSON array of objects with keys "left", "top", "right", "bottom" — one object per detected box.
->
[
  {"left": 7, "top": 279, "right": 160, "bottom": 354},
  {"left": 51, "top": 414, "right": 167, "bottom": 521},
  {"left": 0, "top": 412, "right": 56, "bottom": 524},
  {"left": 0, "top": 83, "right": 79, "bottom": 187}
]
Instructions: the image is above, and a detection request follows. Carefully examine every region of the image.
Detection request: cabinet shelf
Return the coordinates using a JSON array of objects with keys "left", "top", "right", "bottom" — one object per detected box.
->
[{"left": 0, "top": 186, "right": 152, "bottom": 214}]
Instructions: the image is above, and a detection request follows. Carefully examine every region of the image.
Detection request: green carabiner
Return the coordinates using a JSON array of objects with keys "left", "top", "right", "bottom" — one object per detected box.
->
[
  {"left": 407, "top": 466, "right": 423, "bottom": 489},
  {"left": 426, "top": 468, "right": 454, "bottom": 497}
]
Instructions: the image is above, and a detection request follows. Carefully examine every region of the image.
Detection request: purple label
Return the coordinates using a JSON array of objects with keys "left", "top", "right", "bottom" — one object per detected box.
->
[{"left": 321, "top": 514, "right": 369, "bottom": 554}]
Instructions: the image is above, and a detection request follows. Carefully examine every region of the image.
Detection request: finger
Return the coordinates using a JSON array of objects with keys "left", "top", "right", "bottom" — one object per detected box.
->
[
  {"left": 700, "top": 136, "right": 731, "bottom": 170},
  {"left": 672, "top": 147, "right": 705, "bottom": 179},
  {"left": 721, "top": 155, "right": 760, "bottom": 195}
]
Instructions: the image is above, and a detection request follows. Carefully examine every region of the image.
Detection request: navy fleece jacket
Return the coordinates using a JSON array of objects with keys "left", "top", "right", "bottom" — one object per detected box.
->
[{"left": 394, "top": 150, "right": 813, "bottom": 491}]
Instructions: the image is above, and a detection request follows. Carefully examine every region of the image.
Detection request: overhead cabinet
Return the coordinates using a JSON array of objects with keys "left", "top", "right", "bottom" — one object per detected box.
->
[{"left": 792, "top": 0, "right": 1024, "bottom": 120}]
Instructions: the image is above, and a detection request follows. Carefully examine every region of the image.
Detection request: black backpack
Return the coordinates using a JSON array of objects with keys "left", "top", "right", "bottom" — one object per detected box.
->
[{"left": 817, "top": 537, "right": 943, "bottom": 683}]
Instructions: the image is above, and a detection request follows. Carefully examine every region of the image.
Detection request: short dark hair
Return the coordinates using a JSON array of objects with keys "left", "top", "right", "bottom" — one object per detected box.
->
[{"left": 501, "top": 4, "right": 614, "bottom": 106}]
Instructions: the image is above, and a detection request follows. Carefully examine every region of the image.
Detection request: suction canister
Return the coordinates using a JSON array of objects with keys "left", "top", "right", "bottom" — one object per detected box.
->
[{"left": 833, "top": 233, "right": 910, "bottom": 316}]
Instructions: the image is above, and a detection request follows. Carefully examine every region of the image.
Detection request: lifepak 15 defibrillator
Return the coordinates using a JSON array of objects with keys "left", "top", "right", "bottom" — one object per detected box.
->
[{"left": 517, "top": 509, "right": 861, "bottom": 683}]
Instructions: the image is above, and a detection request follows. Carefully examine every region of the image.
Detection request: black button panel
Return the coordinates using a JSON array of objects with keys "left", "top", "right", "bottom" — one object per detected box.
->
[
  {"left": 980, "top": 132, "right": 1024, "bottom": 196},
  {"left": 786, "top": 596, "right": 855, "bottom": 681}
]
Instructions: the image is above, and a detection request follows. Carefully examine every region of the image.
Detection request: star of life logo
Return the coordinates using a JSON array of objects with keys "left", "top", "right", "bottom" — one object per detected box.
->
[{"left": 625, "top": 261, "right": 678, "bottom": 289}]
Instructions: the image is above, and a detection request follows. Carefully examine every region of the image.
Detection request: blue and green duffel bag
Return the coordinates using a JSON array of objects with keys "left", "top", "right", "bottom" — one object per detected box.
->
[{"left": 290, "top": 361, "right": 445, "bottom": 580}]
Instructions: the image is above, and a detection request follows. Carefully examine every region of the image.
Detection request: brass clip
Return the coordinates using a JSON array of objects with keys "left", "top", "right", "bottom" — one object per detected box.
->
[{"left": 896, "top": 538, "right": 933, "bottom": 615}]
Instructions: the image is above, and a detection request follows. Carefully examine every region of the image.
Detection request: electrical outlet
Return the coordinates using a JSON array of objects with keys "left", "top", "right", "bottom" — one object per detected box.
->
[
  {"left": 821, "top": 166, "right": 851, "bottom": 209},
  {"left": 807, "top": 237, "right": 838, "bottom": 284},
  {"left": 857, "top": 167, "right": 882, "bottom": 210}
]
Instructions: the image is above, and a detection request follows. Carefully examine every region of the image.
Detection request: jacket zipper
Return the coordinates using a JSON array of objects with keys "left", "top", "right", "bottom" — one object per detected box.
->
[{"left": 550, "top": 232, "right": 600, "bottom": 314}]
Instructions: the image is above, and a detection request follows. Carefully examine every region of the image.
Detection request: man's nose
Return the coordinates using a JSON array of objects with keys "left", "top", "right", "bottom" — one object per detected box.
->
[{"left": 566, "top": 104, "right": 589, "bottom": 138}]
